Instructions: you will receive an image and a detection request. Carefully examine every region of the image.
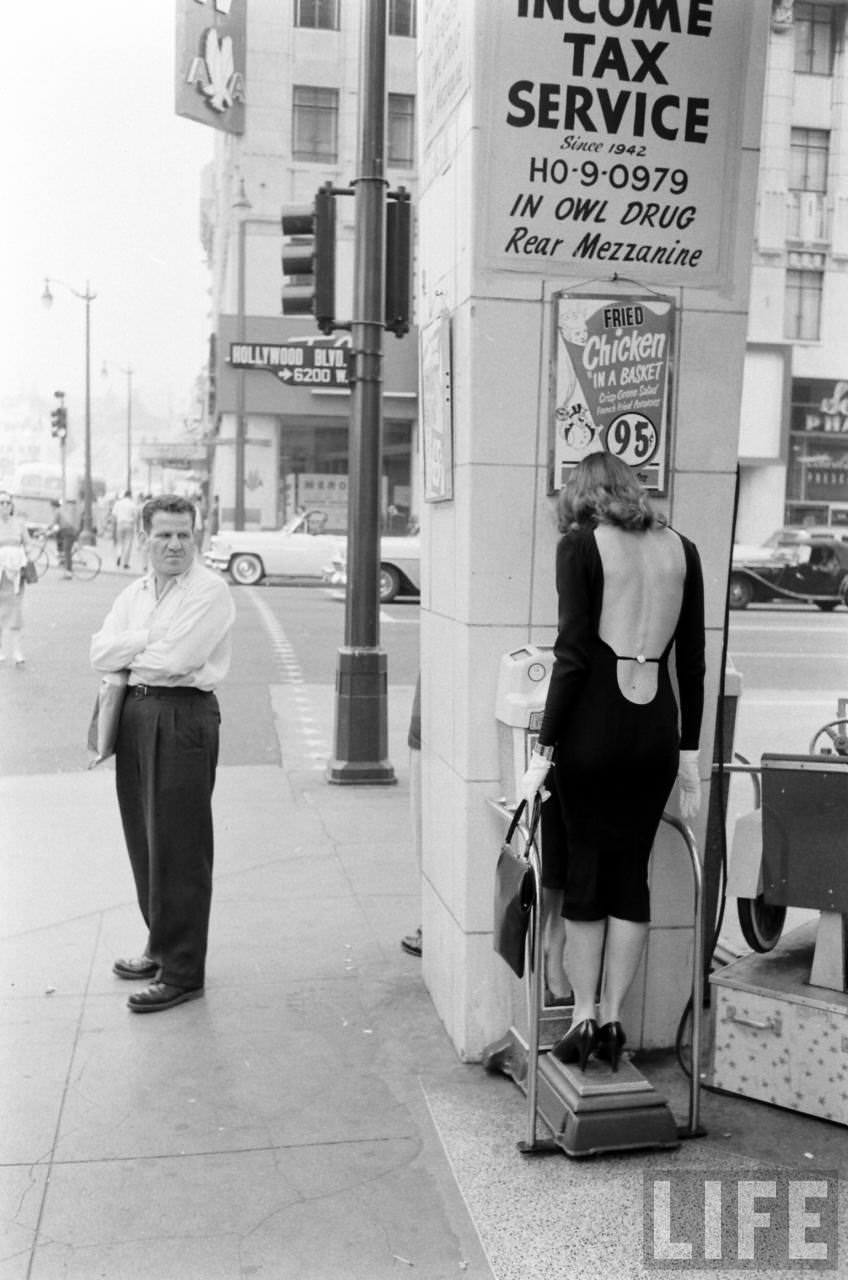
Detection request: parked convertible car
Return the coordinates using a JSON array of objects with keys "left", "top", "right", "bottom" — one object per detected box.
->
[
  {"left": 323, "top": 534, "right": 420, "bottom": 603},
  {"left": 205, "top": 508, "right": 420, "bottom": 602},
  {"left": 205, "top": 510, "right": 340, "bottom": 586},
  {"left": 729, "top": 536, "right": 848, "bottom": 610}
]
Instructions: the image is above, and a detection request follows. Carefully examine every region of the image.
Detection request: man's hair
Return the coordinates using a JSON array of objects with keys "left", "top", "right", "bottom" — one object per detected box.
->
[
  {"left": 557, "top": 450, "right": 659, "bottom": 532},
  {"left": 141, "top": 494, "right": 197, "bottom": 533}
]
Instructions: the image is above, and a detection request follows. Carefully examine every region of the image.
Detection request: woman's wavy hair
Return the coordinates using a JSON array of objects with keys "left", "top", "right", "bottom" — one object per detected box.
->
[{"left": 557, "top": 451, "right": 659, "bottom": 532}]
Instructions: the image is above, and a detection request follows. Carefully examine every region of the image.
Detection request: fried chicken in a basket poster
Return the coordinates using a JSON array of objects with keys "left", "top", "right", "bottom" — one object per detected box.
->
[{"left": 552, "top": 294, "right": 674, "bottom": 493}]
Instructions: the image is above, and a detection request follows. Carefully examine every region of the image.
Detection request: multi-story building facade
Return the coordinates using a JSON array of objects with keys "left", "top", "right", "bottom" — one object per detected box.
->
[
  {"left": 739, "top": 0, "right": 848, "bottom": 542},
  {"left": 197, "top": 1, "right": 848, "bottom": 541},
  {"left": 200, "top": 0, "right": 419, "bottom": 532}
]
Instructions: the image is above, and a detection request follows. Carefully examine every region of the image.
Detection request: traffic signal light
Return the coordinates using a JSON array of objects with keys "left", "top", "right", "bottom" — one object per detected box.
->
[
  {"left": 50, "top": 396, "right": 68, "bottom": 440},
  {"left": 281, "top": 183, "right": 336, "bottom": 334},
  {"left": 385, "top": 187, "right": 412, "bottom": 338}
]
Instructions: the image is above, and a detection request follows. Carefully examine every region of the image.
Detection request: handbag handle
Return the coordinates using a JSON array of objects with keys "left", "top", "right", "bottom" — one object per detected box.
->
[{"left": 504, "top": 795, "right": 543, "bottom": 850}]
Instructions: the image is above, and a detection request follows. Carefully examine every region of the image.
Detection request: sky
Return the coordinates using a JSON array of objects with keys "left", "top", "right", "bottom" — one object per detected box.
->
[{"left": 2, "top": 3, "right": 215, "bottom": 430}]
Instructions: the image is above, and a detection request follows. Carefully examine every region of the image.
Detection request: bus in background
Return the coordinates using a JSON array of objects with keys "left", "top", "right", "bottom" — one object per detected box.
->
[
  {"left": 11, "top": 464, "right": 68, "bottom": 532},
  {"left": 11, "top": 463, "right": 106, "bottom": 534}
]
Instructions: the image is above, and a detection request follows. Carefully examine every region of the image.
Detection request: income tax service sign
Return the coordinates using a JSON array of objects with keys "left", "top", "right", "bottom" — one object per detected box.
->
[{"left": 481, "top": 0, "right": 761, "bottom": 291}]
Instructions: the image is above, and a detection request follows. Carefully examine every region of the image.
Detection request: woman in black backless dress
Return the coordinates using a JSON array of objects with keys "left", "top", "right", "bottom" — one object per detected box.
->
[{"left": 520, "top": 452, "right": 705, "bottom": 1071}]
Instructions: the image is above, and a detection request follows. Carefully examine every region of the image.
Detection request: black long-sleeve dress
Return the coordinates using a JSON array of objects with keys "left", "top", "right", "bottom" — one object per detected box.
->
[{"left": 537, "top": 523, "right": 705, "bottom": 923}]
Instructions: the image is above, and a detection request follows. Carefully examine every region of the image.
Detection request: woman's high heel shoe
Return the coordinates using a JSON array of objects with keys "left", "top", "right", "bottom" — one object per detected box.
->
[
  {"left": 551, "top": 1018, "right": 598, "bottom": 1072},
  {"left": 595, "top": 1021, "right": 626, "bottom": 1072}
]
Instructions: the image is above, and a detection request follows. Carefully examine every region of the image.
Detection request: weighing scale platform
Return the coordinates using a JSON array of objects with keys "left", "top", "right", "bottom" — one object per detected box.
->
[{"left": 483, "top": 1023, "right": 681, "bottom": 1158}]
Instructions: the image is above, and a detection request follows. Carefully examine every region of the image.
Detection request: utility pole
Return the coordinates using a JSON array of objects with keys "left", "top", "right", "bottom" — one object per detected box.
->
[{"left": 327, "top": 0, "right": 395, "bottom": 784}]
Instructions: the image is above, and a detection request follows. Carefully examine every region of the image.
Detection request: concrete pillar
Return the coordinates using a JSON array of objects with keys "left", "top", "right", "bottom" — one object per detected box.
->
[{"left": 416, "top": 0, "right": 773, "bottom": 1060}]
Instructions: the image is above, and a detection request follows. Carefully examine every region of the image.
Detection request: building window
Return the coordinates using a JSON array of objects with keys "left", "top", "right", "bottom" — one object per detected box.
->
[
  {"left": 292, "top": 86, "right": 339, "bottom": 161},
  {"left": 785, "top": 269, "right": 823, "bottom": 340},
  {"left": 293, "top": 0, "right": 339, "bottom": 29},
  {"left": 389, "top": 0, "right": 416, "bottom": 37},
  {"left": 794, "top": 3, "right": 837, "bottom": 75},
  {"left": 788, "top": 128, "right": 830, "bottom": 239},
  {"left": 790, "top": 128, "right": 830, "bottom": 193},
  {"left": 388, "top": 94, "right": 415, "bottom": 167}
]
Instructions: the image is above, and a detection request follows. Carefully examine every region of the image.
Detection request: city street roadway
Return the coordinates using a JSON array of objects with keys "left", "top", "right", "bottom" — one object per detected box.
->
[
  {"left": 1, "top": 570, "right": 843, "bottom": 780},
  {"left": 0, "top": 572, "right": 419, "bottom": 776},
  {"left": 726, "top": 602, "right": 848, "bottom": 760}
]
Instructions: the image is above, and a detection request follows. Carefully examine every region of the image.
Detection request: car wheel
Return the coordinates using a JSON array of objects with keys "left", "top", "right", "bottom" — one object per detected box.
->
[
  {"left": 815, "top": 600, "right": 838, "bottom": 611},
  {"left": 737, "top": 895, "right": 786, "bottom": 953},
  {"left": 229, "top": 554, "right": 264, "bottom": 586},
  {"left": 379, "top": 564, "right": 401, "bottom": 603},
  {"left": 728, "top": 573, "right": 753, "bottom": 609},
  {"left": 840, "top": 575, "right": 848, "bottom": 608}
]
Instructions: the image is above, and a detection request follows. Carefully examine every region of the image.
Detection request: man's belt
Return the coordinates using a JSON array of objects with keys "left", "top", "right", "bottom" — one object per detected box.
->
[{"left": 131, "top": 684, "right": 212, "bottom": 698}]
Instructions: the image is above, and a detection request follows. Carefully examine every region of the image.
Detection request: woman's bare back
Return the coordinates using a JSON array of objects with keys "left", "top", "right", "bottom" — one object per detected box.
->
[{"left": 594, "top": 523, "right": 686, "bottom": 705}]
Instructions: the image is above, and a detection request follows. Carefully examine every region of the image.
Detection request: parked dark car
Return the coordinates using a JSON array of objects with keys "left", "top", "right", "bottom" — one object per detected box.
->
[{"left": 729, "top": 537, "right": 848, "bottom": 610}]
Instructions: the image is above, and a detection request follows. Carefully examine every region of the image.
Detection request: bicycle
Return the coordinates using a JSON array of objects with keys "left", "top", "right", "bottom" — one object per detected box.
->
[{"left": 30, "top": 530, "right": 102, "bottom": 581}]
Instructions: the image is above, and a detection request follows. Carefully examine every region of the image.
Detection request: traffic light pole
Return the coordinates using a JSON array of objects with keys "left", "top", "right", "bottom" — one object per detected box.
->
[{"left": 327, "top": 0, "right": 395, "bottom": 785}]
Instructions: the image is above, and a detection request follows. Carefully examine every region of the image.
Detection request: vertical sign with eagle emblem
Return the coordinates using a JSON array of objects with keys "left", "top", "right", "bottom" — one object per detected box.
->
[{"left": 175, "top": 0, "right": 246, "bottom": 134}]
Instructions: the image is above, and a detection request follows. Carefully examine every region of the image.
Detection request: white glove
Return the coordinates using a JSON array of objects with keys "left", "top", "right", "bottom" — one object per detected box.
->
[
  {"left": 677, "top": 749, "right": 701, "bottom": 819},
  {"left": 519, "top": 755, "right": 551, "bottom": 809}
]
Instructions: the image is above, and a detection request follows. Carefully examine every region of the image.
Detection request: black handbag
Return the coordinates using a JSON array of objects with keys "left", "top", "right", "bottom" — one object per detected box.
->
[
  {"left": 493, "top": 798, "right": 541, "bottom": 979},
  {"left": 21, "top": 560, "right": 38, "bottom": 585}
]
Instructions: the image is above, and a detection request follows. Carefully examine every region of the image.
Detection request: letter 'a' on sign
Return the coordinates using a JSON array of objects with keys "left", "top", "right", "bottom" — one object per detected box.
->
[{"left": 281, "top": 184, "right": 336, "bottom": 334}]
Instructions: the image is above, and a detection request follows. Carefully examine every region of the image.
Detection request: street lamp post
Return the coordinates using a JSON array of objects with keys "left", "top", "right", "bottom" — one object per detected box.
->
[
  {"left": 102, "top": 360, "right": 134, "bottom": 492},
  {"left": 42, "top": 277, "right": 97, "bottom": 544}
]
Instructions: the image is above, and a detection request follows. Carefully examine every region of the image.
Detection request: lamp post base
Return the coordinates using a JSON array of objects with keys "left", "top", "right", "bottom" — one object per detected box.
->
[{"left": 327, "top": 647, "right": 396, "bottom": 786}]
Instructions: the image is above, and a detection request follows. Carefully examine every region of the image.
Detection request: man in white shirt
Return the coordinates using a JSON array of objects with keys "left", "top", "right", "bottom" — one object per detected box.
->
[
  {"left": 91, "top": 495, "right": 236, "bottom": 1012},
  {"left": 111, "top": 490, "right": 137, "bottom": 570}
]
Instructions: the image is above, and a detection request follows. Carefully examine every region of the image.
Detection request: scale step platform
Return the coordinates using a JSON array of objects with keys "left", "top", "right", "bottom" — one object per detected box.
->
[
  {"left": 483, "top": 1025, "right": 681, "bottom": 1158},
  {"left": 535, "top": 1053, "right": 680, "bottom": 1157}
]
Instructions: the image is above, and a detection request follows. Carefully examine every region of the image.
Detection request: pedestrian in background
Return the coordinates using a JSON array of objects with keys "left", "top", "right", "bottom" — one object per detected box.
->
[
  {"left": 90, "top": 495, "right": 236, "bottom": 1013},
  {"left": 0, "top": 491, "right": 34, "bottom": 666},
  {"left": 400, "top": 673, "right": 422, "bottom": 957},
  {"left": 112, "top": 490, "right": 137, "bottom": 569},
  {"left": 50, "top": 499, "right": 78, "bottom": 578},
  {"left": 520, "top": 452, "right": 705, "bottom": 1072}
]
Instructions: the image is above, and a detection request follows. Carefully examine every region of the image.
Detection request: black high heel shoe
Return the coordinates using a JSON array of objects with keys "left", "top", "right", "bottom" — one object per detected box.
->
[
  {"left": 595, "top": 1021, "right": 626, "bottom": 1072},
  {"left": 551, "top": 1018, "right": 598, "bottom": 1072}
]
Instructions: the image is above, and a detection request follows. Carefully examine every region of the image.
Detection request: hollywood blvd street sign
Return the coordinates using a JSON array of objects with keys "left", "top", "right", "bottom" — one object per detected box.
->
[{"left": 229, "top": 341, "right": 352, "bottom": 386}]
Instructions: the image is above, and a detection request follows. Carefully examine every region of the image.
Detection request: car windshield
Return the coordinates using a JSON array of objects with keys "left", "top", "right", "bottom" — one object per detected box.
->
[{"left": 281, "top": 511, "right": 330, "bottom": 536}]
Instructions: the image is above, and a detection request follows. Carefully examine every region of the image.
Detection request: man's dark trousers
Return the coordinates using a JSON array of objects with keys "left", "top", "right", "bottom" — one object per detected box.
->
[{"left": 115, "top": 688, "right": 220, "bottom": 989}]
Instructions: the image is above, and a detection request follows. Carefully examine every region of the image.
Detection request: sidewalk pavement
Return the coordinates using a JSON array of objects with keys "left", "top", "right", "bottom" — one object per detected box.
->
[{"left": 2, "top": 685, "right": 846, "bottom": 1280}]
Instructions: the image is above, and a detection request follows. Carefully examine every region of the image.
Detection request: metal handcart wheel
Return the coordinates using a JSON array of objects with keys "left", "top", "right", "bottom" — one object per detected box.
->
[
  {"left": 809, "top": 719, "right": 848, "bottom": 758},
  {"left": 737, "top": 895, "right": 787, "bottom": 954},
  {"left": 716, "top": 757, "right": 787, "bottom": 955}
]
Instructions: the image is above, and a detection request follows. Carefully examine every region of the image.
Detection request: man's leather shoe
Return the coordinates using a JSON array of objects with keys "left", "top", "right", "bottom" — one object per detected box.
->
[
  {"left": 127, "top": 982, "right": 204, "bottom": 1013},
  {"left": 113, "top": 955, "right": 159, "bottom": 980}
]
